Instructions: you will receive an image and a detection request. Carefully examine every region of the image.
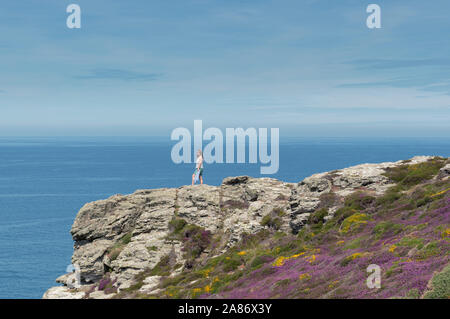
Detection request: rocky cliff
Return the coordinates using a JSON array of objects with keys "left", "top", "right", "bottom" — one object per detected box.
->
[{"left": 44, "top": 156, "right": 450, "bottom": 299}]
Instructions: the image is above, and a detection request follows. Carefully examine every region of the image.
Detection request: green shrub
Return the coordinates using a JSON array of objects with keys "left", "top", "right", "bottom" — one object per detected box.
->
[
  {"left": 121, "top": 232, "right": 133, "bottom": 245},
  {"left": 257, "top": 267, "right": 277, "bottom": 278},
  {"left": 277, "top": 239, "right": 305, "bottom": 255},
  {"left": 309, "top": 208, "right": 328, "bottom": 224},
  {"left": 222, "top": 255, "right": 242, "bottom": 272},
  {"left": 168, "top": 217, "right": 187, "bottom": 234},
  {"left": 372, "top": 221, "right": 404, "bottom": 239},
  {"left": 406, "top": 288, "right": 420, "bottom": 299},
  {"left": 385, "top": 263, "right": 402, "bottom": 278},
  {"left": 183, "top": 225, "right": 212, "bottom": 259},
  {"left": 124, "top": 281, "right": 144, "bottom": 292},
  {"left": 415, "top": 196, "right": 433, "bottom": 208},
  {"left": 274, "top": 278, "right": 291, "bottom": 288},
  {"left": 261, "top": 207, "right": 288, "bottom": 230},
  {"left": 339, "top": 213, "right": 369, "bottom": 234},
  {"left": 344, "top": 237, "right": 364, "bottom": 250},
  {"left": 149, "top": 255, "right": 173, "bottom": 276},
  {"left": 167, "top": 217, "right": 212, "bottom": 261},
  {"left": 250, "top": 255, "right": 273, "bottom": 269},
  {"left": 415, "top": 241, "right": 441, "bottom": 259},
  {"left": 272, "top": 207, "right": 287, "bottom": 217},
  {"left": 273, "top": 231, "right": 287, "bottom": 240},
  {"left": 384, "top": 165, "right": 409, "bottom": 183},
  {"left": 318, "top": 192, "right": 339, "bottom": 208},
  {"left": 397, "top": 236, "right": 424, "bottom": 249},
  {"left": 106, "top": 232, "right": 133, "bottom": 261},
  {"left": 376, "top": 186, "right": 402, "bottom": 207},
  {"left": 261, "top": 214, "right": 282, "bottom": 230},
  {"left": 340, "top": 253, "right": 363, "bottom": 267},
  {"left": 422, "top": 265, "right": 450, "bottom": 299},
  {"left": 344, "top": 192, "right": 376, "bottom": 210},
  {"left": 297, "top": 228, "right": 316, "bottom": 242},
  {"left": 402, "top": 161, "right": 444, "bottom": 186},
  {"left": 239, "top": 230, "right": 270, "bottom": 249},
  {"left": 333, "top": 206, "right": 358, "bottom": 224},
  {"left": 383, "top": 158, "right": 446, "bottom": 189}
]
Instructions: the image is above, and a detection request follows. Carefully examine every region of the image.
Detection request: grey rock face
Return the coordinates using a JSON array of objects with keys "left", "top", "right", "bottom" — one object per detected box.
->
[
  {"left": 70, "top": 188, "right": 178, "bottom": 285},
  {"left": 42, "top": 287, "right": 85, "bottom": 299},
  {"left": 65, "top": 178, "right": 295, "bottom": 289},
  {"left": 139, "top": 275, "right": 162, "bottom": 293},
  {"left": 45, "top": 156, "right": 438, "bottom": 298},
  {"left": 438, "top": 163, "right": 450, "bottom": 179},
  {"left": 177, "top": 185, "right": 221, "bottom": 232},
  {"left": 55, "top": 273, "right": 80, "bottom": 289}
]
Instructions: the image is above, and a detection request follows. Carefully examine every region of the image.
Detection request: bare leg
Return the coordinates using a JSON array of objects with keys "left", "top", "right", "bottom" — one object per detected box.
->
[
  {"left": 200, "top": 176, "right": 203, "bottom": 185},
  {"left": 192, "top": 174, "right": 195, "bottom": 185}
]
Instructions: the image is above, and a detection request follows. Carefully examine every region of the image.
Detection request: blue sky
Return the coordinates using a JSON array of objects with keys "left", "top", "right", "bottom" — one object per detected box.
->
[{"left": 0, "top": 0, "right": 449, "bottom": 136}]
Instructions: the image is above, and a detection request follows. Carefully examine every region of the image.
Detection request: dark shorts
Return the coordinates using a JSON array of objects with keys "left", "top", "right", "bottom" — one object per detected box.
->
[{"left": 194, "top": 168, "right": 204, "bottom": 176}]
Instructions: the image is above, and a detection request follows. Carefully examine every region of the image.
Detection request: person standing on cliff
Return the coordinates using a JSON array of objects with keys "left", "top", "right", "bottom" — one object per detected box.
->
[{"left": 192, "top": 149, "right": 204, "bottom": 185}]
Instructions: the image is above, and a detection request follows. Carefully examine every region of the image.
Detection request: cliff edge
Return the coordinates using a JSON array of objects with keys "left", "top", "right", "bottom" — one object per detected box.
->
[{"left": 44, "top": 156, "right": 450, "bottom": 299}]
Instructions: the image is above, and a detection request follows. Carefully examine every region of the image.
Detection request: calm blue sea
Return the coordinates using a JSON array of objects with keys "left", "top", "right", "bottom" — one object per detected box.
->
[{"left": 0, "top": 136, "right": 449, "bottom": 298}]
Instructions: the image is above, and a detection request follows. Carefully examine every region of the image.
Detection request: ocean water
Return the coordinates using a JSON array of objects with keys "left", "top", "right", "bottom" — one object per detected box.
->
[{"left": 0, "top": 136, "right": 449, "bottom": 299}]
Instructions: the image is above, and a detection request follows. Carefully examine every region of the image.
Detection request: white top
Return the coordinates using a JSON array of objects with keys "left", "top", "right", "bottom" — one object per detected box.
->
[{"left": 196, "top": 156, "right": 203, "bottom": 169}]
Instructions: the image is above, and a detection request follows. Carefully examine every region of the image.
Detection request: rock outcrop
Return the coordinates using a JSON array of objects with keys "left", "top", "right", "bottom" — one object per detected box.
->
[{"left": 44, "top": 156, "right": 448, "bottom": 299}]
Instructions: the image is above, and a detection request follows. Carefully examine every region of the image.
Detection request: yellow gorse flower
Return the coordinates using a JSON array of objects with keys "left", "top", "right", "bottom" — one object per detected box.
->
[
  {"left": 298, "top": 273, "right": 312, "bottom": 281},
  {"left": 272, "top": 247, "right": 320, "bottom": 267},
  {"left": 237, "top": 251, "right": 247, "bottom": 256},
  {"left": 430, "top": 188, "right": 450, "bottom": 197},
  {"left": 272, "top": 256, "right": 286, "bottom": 267},
  {"left": 200, "top": 267, "right": 214, "bottom": 278},
  {"left": 272, "top": 252, "right": 306, "bottom": 267},
  {"left": 340, "top": 213, "right": 369, "bottom": 234},
  {"left": 350, "top": 252, "right": 363, "bottom": 260},
  {"left": 388, "top": 245, "right": 397, "bottom": 253},
  {"left": 192, "top": 288, "right": 202, "bottom": 294},
  {"left": 305, "top": 254, "right": 316, "bottom": 263},
  {"left": 328, "top": 280, "right": 339, "bottom": 289}
]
